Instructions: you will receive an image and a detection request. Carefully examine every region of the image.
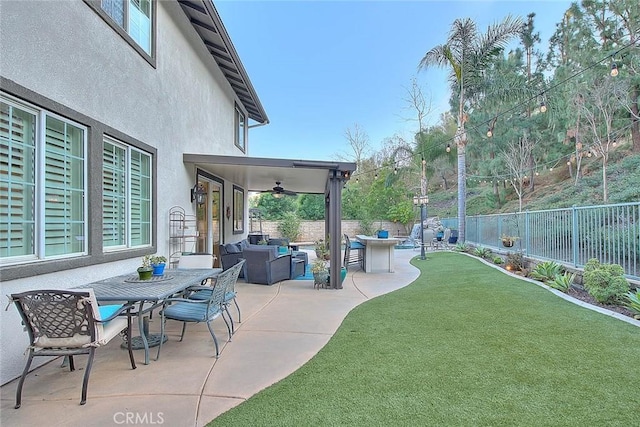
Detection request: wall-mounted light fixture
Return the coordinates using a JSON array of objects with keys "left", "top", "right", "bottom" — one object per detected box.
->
[{"left": 191, "top": 183, "right": 206, "bottom": 205}]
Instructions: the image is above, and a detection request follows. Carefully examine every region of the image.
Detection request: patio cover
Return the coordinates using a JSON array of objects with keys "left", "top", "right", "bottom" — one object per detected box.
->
[{"left": 183, "top": 154, "right": 357, "bottom": 289}]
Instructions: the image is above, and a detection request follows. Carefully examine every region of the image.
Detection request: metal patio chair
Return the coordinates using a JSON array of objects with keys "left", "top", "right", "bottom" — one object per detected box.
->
[
  {"left": 180, "top": 254, "right": 241, "bottom": 334},
  {"left": 9, "top": 289, "right": 136, "bottom": 408},
  {"left": 157, "top": 260, "right": 245, "bottom": 359}
]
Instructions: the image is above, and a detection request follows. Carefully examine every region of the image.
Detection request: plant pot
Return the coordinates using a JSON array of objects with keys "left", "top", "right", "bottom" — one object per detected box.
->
[
  {"left": 502, "top": 239, "right": 514, "bottom": 248},
  {"left": 313, "top": 272, "right": 328, "bottom": 288},
  {"left": 152, "top": 263, "right": 166, "bottom": 276},
  {"left": 137, "top": 267, "right": 153, "bottom": 280},
  {"left": 327, "top": 267, "right": 347, "bottom": 284},
  {"left": 377, "top": 230, "right": 388, "bottom": 238}
]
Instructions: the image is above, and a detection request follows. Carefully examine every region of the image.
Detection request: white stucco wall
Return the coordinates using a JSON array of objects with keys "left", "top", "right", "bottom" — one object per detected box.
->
[{"left": 0, "top": 1, "right": 251, "bottom": 384}]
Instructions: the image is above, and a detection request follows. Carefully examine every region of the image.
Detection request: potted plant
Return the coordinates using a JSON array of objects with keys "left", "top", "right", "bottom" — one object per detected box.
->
[
  {"left": 314, "top": 238, "right": 330, "bottom": 260},
  {"left": 311, "top": 258, "right": 328, "bottom": 289},
  {"left": 137, "top": 255, "right": 153, "bottom": 280},
  {"left": 150, "top": 255, "right": 167, "bottom": 276},
  {"left": 376, "top": 220, "right": 388, "bottom": 238},
  {"left": 501, "top": 235, "right": 519, "bottom": 248}
]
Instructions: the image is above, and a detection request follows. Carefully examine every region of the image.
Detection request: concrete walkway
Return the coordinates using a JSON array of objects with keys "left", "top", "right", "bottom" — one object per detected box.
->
[{"left": 1, "top": 249, "right": 420, "bottom": 426}]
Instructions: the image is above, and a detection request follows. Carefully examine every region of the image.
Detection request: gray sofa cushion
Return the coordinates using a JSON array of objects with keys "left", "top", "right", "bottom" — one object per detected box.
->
[{"left": 225, "top": 243, "right": 241, "bottom": 254}]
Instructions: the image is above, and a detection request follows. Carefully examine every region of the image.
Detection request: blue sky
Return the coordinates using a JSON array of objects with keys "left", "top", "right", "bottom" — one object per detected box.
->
[{"left": 215, "top": 0, "right": 573, "bottom": 161}]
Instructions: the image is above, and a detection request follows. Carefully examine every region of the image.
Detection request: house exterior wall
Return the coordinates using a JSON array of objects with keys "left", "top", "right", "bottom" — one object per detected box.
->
[{"left": 0, "top": 1, "right": 251, "bottom": 384}]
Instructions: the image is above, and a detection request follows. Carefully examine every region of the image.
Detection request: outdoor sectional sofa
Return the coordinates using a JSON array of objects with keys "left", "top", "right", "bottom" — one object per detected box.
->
[{"left": 219, "top": 240, "right": 307, "bottom": 285}]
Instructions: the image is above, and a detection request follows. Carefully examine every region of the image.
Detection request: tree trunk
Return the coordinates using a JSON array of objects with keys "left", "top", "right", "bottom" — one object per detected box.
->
[
  {"left": 493, "top": 180, "right": 501, "bottom": 208},
  {"left": 632, "top": 85, "right": 640, "bottom": 153},
  {"left": 457, "top": 144, "right": 466, "bottom": 243},
  {"left": 602, "top": 157, "right": 608, "bottom": 203}
]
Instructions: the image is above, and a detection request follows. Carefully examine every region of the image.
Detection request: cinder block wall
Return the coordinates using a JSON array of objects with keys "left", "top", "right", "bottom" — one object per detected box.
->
[{"left": 259, "top": 220, "right": 407, "bottom": 242}]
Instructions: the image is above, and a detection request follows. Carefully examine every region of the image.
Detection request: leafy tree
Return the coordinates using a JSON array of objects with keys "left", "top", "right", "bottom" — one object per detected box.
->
[
  {"left": 387, "top": 200, "right": 415, "bottom": 235},
  {"left": 252, "top": 193, "right": 296, "bottom": 220},
  {"left": 575, "top": 74, "right": 627, "bottom": 202},
  {"left": 419, "top": 15, "right": 524, "bottom": 242},
  {"left": 296, "top": 194, "right": 325, "bottom": 220}
]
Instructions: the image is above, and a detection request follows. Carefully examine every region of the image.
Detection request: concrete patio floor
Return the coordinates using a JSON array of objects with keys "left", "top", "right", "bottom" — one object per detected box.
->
[{"left": 1, "top": 249, "right": 420, "bottom": 426}]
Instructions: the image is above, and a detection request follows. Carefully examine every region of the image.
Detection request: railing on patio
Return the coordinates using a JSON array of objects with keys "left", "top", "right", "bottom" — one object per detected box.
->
[{"left": 444, "top": 202, "right": 640, "bottom": 280}]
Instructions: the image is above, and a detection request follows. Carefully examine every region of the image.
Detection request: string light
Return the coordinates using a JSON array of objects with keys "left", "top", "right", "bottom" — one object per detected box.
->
[
  {"left": 349, "top": 41, "right": 635, "bottom": 182},
  {"left": 540, "top": 101, "right": 547, "bottom": 113}
]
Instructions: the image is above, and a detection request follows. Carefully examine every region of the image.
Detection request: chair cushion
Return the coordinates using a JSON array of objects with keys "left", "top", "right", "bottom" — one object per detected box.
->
[
  {"left": 163, "top": 301, "right": 222, "bottom": 322},
  {"left": 225, "top": 243, "right": 241, "bottom": 254},
  {"left": 98, "top": 304, "right": 123, "bottom": 321},
  {"left": 178, "top": 254, "right": 214, "bottom": 269}
]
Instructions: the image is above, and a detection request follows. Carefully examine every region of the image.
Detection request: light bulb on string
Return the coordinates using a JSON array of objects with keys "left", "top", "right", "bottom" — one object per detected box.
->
[
  {"left": 540, "top": 101, "right": 547, "bottom": 113},
  {"left": 611, "top": 62, "right": 619, "bottom": 77},
  {"left": 446, "top": 144, "right": 451, "bottom": 153}
]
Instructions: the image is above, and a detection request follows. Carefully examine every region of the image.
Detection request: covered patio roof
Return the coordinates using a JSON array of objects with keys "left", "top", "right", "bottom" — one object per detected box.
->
[
  {"left": 183, "top": 154, "right": 356, "bottom": 194},
  {"left": 183, "top": 154, "right": 357, "bottom": 288}
]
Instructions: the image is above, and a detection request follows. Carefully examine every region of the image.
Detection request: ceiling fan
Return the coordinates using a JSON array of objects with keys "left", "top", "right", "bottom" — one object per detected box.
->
[{"left": 270, "top": 181, "right": 297, "bottom": 198}]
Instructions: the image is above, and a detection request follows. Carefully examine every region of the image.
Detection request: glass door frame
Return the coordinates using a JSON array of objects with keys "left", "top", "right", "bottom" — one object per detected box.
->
[{"left": 195, "top": 169, "right": 223, "bottom": 267}]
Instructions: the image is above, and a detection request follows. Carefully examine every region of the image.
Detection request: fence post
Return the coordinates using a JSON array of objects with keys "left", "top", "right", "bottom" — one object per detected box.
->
[
  {"left": 572, "top": 205, "right": 578, "bottom": 268},
  {"left": 524, "top": 211, "right": 529, "bottom": 256}
]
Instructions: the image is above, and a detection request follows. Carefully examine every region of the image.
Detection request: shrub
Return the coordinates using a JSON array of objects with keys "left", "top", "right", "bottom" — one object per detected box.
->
[
  {"left": 454, "top": 242, "right": 469, "bottom": 252},
  {"left": 583, "top": 258, "right": 630, "bottom": 304},
  {"left": 624, "top": 289, "right": 640, "bottom": 317},
  {"left": 493, "top": 256, "right": 504, "bottom": 265},
  {"left": 548, "top": 272, "right": 575, "bottom": 292},
  {"left": 530, "top": 261, "right": 562, "bottom": 283},
  {"left": 473, "top": 247, "right": 492, "bottom": 259},
  {"left": 358, "top": 217, "right": 376, "bottom": 236},
  {"left": 277, "top": 212, "right": 301, "bottom": 242},
  {"left": 505, "top": 252, "right": 525, "bottom": 272}
]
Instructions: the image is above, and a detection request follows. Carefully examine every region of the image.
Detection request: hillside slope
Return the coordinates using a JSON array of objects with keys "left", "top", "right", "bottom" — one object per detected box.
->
[{"left": 428, "top": 146, "right": 640, "bottom": 218}]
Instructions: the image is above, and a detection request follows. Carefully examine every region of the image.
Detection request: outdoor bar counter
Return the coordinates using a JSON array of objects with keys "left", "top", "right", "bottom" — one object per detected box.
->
[{"left": 356, "top": 235, "right": 401, "bottom": 273}]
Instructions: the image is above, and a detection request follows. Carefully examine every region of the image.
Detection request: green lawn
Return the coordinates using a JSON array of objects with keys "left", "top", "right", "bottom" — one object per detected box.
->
[{"left": 210, "top": 252, "right": 640, "bottom": 426}]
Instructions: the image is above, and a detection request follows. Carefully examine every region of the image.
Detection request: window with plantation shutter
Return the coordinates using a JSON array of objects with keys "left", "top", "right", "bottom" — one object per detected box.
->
[
  {"left": 44, "top": 116, "right": 85, "bottom": 256},
  {"left": 103, "top": 137, "right": 151, "bottom": 250},
  {"left": 1, "top": 96, "right": 87, "bottom": 264},
  {"left": 0, "top": 102, "right": 36, "bottom": 259},
  {"left": 103, "top": 140, "right": 126, "bottom": 248}
]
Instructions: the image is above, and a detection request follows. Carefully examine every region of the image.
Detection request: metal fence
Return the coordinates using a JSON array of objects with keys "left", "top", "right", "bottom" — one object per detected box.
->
[{"left": 443, "top": 202, "right": 640, "bottom": 280}]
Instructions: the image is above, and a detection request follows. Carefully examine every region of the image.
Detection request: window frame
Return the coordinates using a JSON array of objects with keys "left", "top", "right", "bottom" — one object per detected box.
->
[
  {"left": 102, "top": 136, "right": 153, "bottom": 252},
  {"left": 234, "top": 104, "right": 246, "bottom": 153},
  {"left": 84, "top": 0, "right": 157, "bottom": 67},
  {"left": 1, "top": 95, "right": 89, "bottom": 265},
  {"left": 232, "top": 185, "right": 244, "bottom": 234}
]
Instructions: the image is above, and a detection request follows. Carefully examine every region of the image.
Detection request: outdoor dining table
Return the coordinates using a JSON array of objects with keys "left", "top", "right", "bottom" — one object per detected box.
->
[{"left": 74, "top": 268, "right": 221, "bottom": 365}]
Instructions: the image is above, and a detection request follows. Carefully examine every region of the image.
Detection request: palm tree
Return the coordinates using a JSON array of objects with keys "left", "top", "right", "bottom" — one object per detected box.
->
[{"left": 419, "top": 16, "right": 523, "bottom": 242}]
